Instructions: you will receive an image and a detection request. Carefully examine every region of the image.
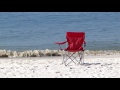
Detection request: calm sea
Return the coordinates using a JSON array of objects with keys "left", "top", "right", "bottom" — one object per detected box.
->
[{"left": 0, "top": 12, "right": 120, "bottom": 51}]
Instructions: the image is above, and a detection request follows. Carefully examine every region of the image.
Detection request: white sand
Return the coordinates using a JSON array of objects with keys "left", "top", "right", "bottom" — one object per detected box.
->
[{"left": 0, "top": 55, "right": 120, "bottom": 78}]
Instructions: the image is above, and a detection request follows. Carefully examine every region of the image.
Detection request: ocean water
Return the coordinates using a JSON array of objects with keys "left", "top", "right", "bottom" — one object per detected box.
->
[{"left": 0, "top": 12, "right": 120, "bottom": 51}]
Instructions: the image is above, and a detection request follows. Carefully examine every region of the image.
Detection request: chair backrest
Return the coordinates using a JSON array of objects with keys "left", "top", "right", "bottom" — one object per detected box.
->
[{"left": 66, "top": 32, "right": 85, "bottom": 51}]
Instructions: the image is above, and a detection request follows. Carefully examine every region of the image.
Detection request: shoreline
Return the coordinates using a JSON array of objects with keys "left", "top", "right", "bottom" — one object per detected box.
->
[{"left": 0, "top": 49, "right": 120, "bottom": 58}]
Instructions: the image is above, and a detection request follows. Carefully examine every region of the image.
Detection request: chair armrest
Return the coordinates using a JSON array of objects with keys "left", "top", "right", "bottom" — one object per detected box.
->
[
  {"left": 55, "top": 41, "right": 67, "bottom": 45},
  {"left": 55, "top": 41, "right": 67, "bottom": 50}
]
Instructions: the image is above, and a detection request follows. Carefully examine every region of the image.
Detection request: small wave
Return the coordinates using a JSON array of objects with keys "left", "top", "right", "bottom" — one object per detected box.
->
[{"left": 0, "top": 49, "right": 120, "bottom": 58}]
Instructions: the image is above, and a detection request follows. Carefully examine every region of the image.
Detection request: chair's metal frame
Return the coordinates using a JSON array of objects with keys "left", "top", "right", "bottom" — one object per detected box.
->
[{"left": 59, "top": 42, "right": 85, "bottom": 66}]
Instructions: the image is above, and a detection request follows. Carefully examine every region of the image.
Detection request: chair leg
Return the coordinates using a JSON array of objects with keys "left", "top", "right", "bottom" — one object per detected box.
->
[
  {"left": 62, "top": 51, "right": 85, "bottom": 66},
  {"left": 62, "top": 51, "right": 64, "bottom": 64},
  {"left": 64, "top": 51, "right": 69, "bottom": 66},
  {"left": 61, "top": 50, "right": 65, "bottom": 64},
  {"left": 82, "top": 51, "right": 84, "bottom": 64},
  {"left": 78, "top": 51, "right": 84, "bottom": 65},
  {"left": 67, "top": 52, "right": 77, "bottom": 64},
  {"left": 62, "top": 54, "right": 65, "bottom": 64},
  {"left": 81, "top": 51, "right": 84, "bottom": 64},
  {"left": 62, "top": 51, "right": 67, "bottom": 66},
  {"left": 64, "top": 52, "right": 77, "bottom": 66},
  {"left": 78, "top": 51, "right": 81, "bottom": 65}
]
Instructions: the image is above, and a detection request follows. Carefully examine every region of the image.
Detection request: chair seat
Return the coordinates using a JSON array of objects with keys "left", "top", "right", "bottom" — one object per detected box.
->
[{"left": 65, "top": 48, "right": 84, "bottom": 52}]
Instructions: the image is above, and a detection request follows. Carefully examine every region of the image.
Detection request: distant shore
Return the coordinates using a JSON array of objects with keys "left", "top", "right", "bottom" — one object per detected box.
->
[{"left": 0, "top": 49, "right": 120, "bottom": 58}]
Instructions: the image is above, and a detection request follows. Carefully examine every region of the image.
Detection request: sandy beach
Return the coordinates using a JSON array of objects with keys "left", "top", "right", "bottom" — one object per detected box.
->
[
  {"left": 1, "top": 12, "right": 120, "bottom": 78},
  {"left": 0, "top": 54, "right": 120, "bottom": 78}
]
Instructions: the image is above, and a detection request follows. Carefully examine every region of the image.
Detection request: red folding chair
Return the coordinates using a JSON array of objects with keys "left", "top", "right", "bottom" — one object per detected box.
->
[{"left": 55, "top": 32, "right": 86, "bottom": 66}]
